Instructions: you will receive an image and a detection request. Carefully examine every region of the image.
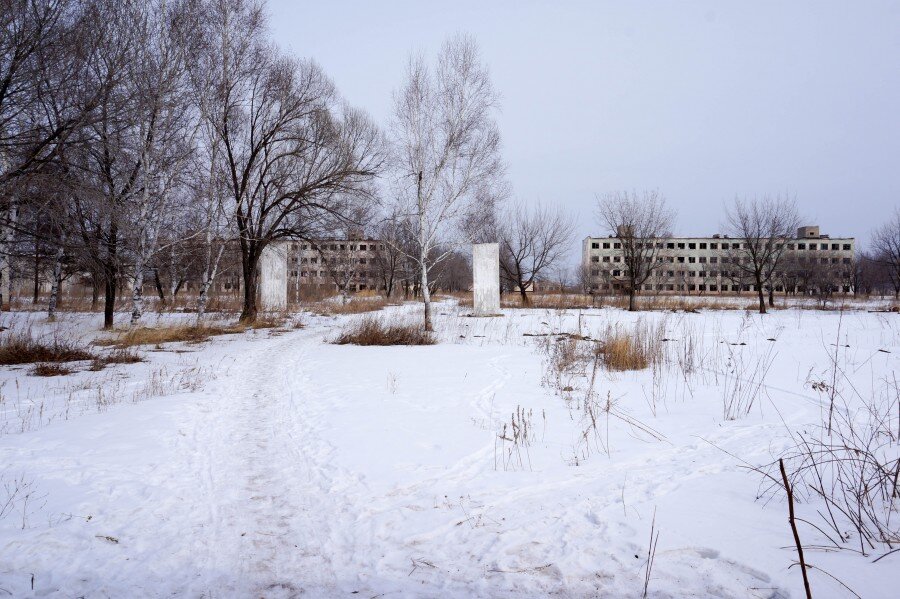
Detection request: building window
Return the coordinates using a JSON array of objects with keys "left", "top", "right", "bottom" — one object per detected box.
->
[
  {"left": 843, "top": 244, "right": 851, "bottom": 250},
  {"left": 592, "top": 242, "right": 599, "bottom": 249},
  {"left": 710, "top": 243, "right": 718, "bottom": 249}
]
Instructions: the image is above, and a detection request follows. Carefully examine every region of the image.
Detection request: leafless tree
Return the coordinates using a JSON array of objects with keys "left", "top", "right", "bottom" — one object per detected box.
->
[
  {"left": 496, "top": 201, "right": 573, "bottom": 305},
  {"left": 723, "top": 195, "right": 800, "bottom": 314},
  {"left": 374, "top": 210, "right": 413, "bottom": 298},
  {"left": 872, "top": 208, "right": 900, "bottom": 298},
  {"left": 596, "top": 190, "right": 674, "bottom": 311},
  {"left": 390, "top": 34, "right": 505, "bottom": 331},
  {"left": 194, "top": 0, "right": 382, "bottom": 322}
]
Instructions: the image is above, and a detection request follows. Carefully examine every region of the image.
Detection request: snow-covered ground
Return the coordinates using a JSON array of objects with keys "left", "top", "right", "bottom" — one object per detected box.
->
[{"left": 0, "top": 302, "right": 897, "bottom": 598}]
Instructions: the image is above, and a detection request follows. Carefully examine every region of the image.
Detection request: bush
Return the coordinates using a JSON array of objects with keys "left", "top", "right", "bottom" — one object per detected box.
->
[
  {"left": 0, "top": 330, "right": 94, "bottom": 365},
  {"left": 334, "top": 315, "right": 435, "bottom": 346},
  {"left": 31, "top": 363, "right": 75, "bottom": 376}
]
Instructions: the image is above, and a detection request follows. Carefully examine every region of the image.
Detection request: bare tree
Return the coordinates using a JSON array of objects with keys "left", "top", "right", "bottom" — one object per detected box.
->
[
  {"left": 373, "top": 210, "right": 412, "bottom": 298},
  {"left": 871, "top": 208, "right": 900, "bottom": 298},
  {"left": 390, "top": 34, "right": 505, "bottom": 331},
  {"left": 723, "top": 195, "right": 800, "bottom": 314},
  {"left": 496, "top": 201, "right": 573, "bottom": 306},
  {"left": 596, "top": 190, "right": 674, "bottom": 311},
  {"left": 194, "top": 0, "right": 381, "bottom": 322}
]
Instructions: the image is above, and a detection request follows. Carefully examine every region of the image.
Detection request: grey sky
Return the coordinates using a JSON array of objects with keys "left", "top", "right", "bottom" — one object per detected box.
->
[{"left": 267, "top": 0, "right": 900, "bottom": 252}]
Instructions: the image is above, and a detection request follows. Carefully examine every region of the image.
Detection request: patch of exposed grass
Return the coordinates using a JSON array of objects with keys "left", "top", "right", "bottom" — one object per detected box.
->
[
  {"left": 90, "top": 348, "right": 145, "bottom": 370},
  {"left": 596, "top": 320, "right": 664, "bottom": 371},
  {"left": 31, "top": 362, "right": 75, "bottom": 376},
  {"left": 95, "top": 324, "right": 240, "bottom": 348},
  {"left": 335, "top": 315, "right": 435, "bottom": 346},
  {"left": 0, "top": 330, "right": 95, "bottom": 365}
]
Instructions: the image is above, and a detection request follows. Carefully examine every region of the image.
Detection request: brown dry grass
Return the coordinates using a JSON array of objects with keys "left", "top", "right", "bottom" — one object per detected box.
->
[
  {"left": 31, "top": 362, "right": 75, "bottom": 376},
  {"left": 307, "top": 296, "right": 396, "bottom": 316},
  {"left": 596, "top": 320, "right": 664, "bottom": 371},
  {"left": 334, "top": 315, "right": 434, "bottom": 346},
  {"left": 0, "top": 331, "right": 95, "bottom": 365}
]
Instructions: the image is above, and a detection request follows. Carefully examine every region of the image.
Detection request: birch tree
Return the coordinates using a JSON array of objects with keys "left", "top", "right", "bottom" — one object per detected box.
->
[
  {"left": 390, "top": 34, "right": 505, "bottom": 331},
  {"left": 127, "top": 0, "right": 199, "bottom": 326}
]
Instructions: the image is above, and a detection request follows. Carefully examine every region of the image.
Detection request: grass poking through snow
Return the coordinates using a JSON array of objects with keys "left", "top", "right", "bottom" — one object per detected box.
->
[{"left": 334, "top": 315, "right": 435, "bottom": 346}]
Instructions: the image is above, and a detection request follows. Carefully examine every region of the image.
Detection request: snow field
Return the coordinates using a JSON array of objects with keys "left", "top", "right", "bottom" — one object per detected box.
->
[{"left": 0, "top": 303, "right": 897, "bottom": 597}]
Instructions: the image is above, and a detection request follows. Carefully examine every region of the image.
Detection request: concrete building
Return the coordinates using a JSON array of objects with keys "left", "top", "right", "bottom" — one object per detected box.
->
[
  {"left": 287, "top": 237, "right": 386, "bottom": 295},
  {"left": 583, "top": 226, "right": 855, "bottom": 295}
]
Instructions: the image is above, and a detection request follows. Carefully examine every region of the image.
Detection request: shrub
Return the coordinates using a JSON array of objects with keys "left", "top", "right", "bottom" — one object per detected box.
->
[
  {"left": 31, "top": 363, "right": 75, "bottom": 376},
  {"left": 596, "top": 319, "right": 663, "bottom": 371},
  {"left": 0, "top": 330, "right": 94, "bottom": 365},
  {"left": 334, "top": 315, "right": 434, "bottom": 346}
]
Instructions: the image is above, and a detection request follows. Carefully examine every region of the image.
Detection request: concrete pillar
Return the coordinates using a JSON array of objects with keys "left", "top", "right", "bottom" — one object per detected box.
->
[
  {"left": 473, "top": 243, "right": 500, "bottom": 316},
  {"left": 258, "top": 242, "right": 287, "bottom": 311}
]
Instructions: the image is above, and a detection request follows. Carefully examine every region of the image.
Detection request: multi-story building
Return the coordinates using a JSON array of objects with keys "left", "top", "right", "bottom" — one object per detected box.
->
[
  {"left": 582, "top": 225, "right": 855, "bottom": 295},
  {"left": 287, "top": 237, "right": 386, "bottom": 295}
]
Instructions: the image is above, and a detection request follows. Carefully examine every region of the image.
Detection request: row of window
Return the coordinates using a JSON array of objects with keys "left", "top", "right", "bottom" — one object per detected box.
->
[
  {"left": 593, "top": 283, "right": 853, "bottom": 293},
  {"left": 591, "top": 267, "right": 852, "bottom": 279},
  {"left": 291, "top": 243, "right": 384, "bottom": 251},
  {"left": 294, "top": 270, "right": 377, "bottom": 279},
  {"left": 292, "top": 257, "right": 370, "bottom": 265},
  {"left": 590, "top": 240, "right": 852, "bottom": 251},
  {"left": 591, "top": 255, "right": 852, "bottom": 265}
]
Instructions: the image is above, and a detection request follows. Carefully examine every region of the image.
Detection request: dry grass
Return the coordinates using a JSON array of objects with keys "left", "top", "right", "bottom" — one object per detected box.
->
[
  {"left": 0, "top": 330, "right": 95, "bottom": 365},
  {"left": 334, "top": 315, "right": 435, "bottom": 346},
  {"left": 599, "top": 335, "right": 649, "bottom": 371},
  {"left": 31, "top": 363, "right": 75, "bottom": 376},
  {"left": 307, "top": 296, "right": 395, "bottom": 316},
  {"left": 90, "top": 349, "right": 145, "bottom": 371},
  {"left": 596, "top": 320, "right": 665, "bottom": 371}
]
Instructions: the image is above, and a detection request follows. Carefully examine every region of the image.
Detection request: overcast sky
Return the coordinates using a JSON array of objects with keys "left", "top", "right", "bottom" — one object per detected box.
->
[{"left": 267, "top": 0, "right": 900, "bottom": 254}]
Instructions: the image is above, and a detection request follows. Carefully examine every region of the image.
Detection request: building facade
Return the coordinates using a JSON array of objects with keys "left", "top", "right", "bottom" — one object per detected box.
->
[
  {"left": 287, "top": 238, "right": 386, "bottom": 294},
  {"left": 583, "top": 225, "right": 855, "bottom": 295}
]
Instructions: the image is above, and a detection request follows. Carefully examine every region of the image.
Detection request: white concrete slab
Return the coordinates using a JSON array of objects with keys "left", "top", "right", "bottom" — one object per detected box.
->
[{"left": 473, "top": 243, "right": 500, "bottom": 316}]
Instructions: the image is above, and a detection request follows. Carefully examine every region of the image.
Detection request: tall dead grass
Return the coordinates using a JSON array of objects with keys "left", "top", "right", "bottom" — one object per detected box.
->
[
  {"left": 334, "top": 315, "right": 434, "bottom": 346},
  {"left": 0, "top": 330, "right": 95, "bottom": 365}
]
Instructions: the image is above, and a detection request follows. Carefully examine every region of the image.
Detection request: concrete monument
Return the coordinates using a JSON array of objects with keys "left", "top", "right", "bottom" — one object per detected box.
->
[
  {"left": 473, "top": 243, "right": 500, "bottom": 316},
  {"left": 258, "top": 243, "right": 288, "bottom": 311}
]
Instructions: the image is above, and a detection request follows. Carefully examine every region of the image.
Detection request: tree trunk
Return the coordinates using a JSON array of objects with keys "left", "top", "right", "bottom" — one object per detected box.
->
[
  {"left": 416, "top": 171, "right": 432, "bottom": 332},
  {"left": 628, "top": 289, "right": 636, "bottom": 311},
  {"left": 239, "top": 249, "right": 259, "bottom": 323},
  {"left": 153, "top": 268, "right": 165, "bottom": 302},
  {"left": 768, "top": 286, "right": 775, "bottom": 308},
  {"left": 47, "top": 242, "right": 65, "bottom": 320},
  {"left": 196, "top": 241, "right": 225, "bottom": 323},
  {"left": 32, "top": 245, "right": 40, "bottom": 303},
  {"left": 518, "top": 282, "right": 530, "bottom": 307},
  {"left": 1, "top": 202, "right": 18, "bottom": 310},
  {"left": 103, "top": 224, "right": 118, "bottom": 329},
  {"left": 755, "top": 274, "right": 767, "bottom": 314}
]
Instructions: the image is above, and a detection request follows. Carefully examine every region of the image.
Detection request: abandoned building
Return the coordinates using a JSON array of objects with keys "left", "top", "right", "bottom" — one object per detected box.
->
[{"left": 583, "top": 225, "right": 856, "bottom": 295}]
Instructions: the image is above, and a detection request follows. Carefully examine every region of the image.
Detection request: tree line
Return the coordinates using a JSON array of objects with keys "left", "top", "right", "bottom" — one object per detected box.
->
[{"left": 3, "top": 0, "right": 567, "bottom": 331}]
